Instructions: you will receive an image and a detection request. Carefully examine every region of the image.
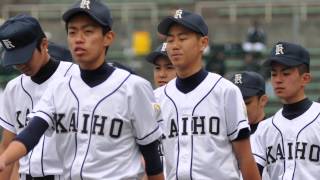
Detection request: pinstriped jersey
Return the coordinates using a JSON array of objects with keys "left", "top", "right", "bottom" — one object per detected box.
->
[
  {"left": 156, "top": 72, "right": 249, "bottom": 180},
  {"left": 252, "top": 102, "right": 320, "bottom": 180},
  {"left": 0, "top": 61, "right": 76, "bottom": 177},
  {"left": 32, "top": 68, "right": 162, "bottom": 180}
]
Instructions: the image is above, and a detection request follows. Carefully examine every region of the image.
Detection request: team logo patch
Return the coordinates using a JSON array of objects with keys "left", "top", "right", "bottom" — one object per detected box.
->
[
  {"left": 275, "top": 44, "right": 284, "bottom": 55},
  {"left": 153, "top": 103, "right": 161, "bottom": 113},
  {"left": 1, "top": 39, "right": 15, "bottom": 49},
  {"left": 161, "top": 43, "right": 167, "bottom": 52},
  {"left": 80, "top": 0, "right": 90, "bottom": 9},
  {"left": 234, "top": 74, "right": 243, "bottom": 84},
  {"left": 174, "top": 9, "right": 183, "bottom": 19}
]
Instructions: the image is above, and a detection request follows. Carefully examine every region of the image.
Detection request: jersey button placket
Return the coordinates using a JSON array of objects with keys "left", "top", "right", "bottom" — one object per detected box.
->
[{"left": 178, "top": 111, "right": 191, "bottom": 179}]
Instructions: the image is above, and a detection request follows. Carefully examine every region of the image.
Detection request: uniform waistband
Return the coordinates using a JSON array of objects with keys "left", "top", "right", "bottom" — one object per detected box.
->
[{"left": 20, "top": 174, "right": 61, "bottom": 180}]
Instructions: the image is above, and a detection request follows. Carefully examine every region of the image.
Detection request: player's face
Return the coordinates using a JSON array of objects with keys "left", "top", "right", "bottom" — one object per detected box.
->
[
  {"left": 14, "top": 39, "right": 49, "bottom": 76},
  {"left": 67, "top": 14, "right": 114, "bottom": 70},
  {"left": 244, "top": 95, "right": 267, "bottom": 124},
  {"left": 271, "top": 63, "right": 310, "bottom": 104},
  {"left": 166, "top": 24, "right": 208, "bottom": 77},
  {"left": 153, "top": 57, "right": 176, "bottom": 87}
]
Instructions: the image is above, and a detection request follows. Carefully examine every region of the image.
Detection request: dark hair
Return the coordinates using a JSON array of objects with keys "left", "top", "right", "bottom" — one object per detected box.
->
[
  {"left": 297, "top": 64, "right": 310, "bottom": 74},
  {"left": 35, "top": 34, "right": 46, "bottom": 52},
  {"left": 257, "top": 91, "right": 266, "bottom": 99}
]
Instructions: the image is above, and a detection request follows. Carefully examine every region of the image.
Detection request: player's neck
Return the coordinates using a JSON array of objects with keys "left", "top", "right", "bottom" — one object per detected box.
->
[
  {"left": 80, "top": 62, "right": 115, "bottom": 87},
  {"left": 31, "top": 58, "right": 60, "bottom": 84},
  {"left": 282, "top": 98, "right": 312, "bottom": 120},
  {"left": 78, "top": 55, "right": 106, "bottom": 70},
  {"left": 176, "top": 68, "right": 208, "bottom": 94}
]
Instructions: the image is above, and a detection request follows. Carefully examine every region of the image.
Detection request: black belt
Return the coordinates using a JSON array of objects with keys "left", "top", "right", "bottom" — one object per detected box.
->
[{"left": 21, "top": 174, "right": 55, "bottom": 180}]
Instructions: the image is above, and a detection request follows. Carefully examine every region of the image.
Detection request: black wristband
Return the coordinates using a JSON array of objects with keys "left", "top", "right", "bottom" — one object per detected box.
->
[
  {"left": 14, "top": 116, "right": 49, "bottom": 153},
  {"left": 139, "top": 140, "right": 163, "bottom": 176}
]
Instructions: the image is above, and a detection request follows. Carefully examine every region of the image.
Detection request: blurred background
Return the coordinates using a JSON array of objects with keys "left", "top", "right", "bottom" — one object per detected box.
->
[{"left": 1, "top": 0, "right": 320, "bottom": 116}]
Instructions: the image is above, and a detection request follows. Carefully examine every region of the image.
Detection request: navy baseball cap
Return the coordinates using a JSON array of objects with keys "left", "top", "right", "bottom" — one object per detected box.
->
[
  {"left": 158, "top": 9, "right": 208, "bottom": 36},
  {"left": 48, "top": 42, "right": 73, "bottom": 62},
  {"left": 0, "top": 14, "right": 46, "bottom": 66},
  {"left": 263, "top": 42, "right": 310, "bottom": 67},
  {"left": 230, "top": 71, "right": 265, "bottom": 100},
  {"left": 63, "top": 0, "right": 113, "bottom": 28},
  {"left": 146, "top": 43, "right": 168, "bottom": 64}
]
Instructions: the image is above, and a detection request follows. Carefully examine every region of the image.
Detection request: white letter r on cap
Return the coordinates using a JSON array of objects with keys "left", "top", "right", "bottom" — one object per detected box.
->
[
  {"left": 275, "top": 44, "right": 284, "bottom": 55},
  {"left": 174, "top": 9, "right": 183, "bottom": 19},
  {"left": 80, "top": 0, "right": 90, "bottom": 9},
  {"left": 1, "top": 39, "right": 15, "bottom": 49}
]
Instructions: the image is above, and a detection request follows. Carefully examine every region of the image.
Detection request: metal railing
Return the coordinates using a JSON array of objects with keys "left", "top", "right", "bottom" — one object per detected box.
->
[
  {"left": 1, "top": 2, "right": 160, "bottom": 25},
  {"left": 195, "top": 1, "right": 320, "bottom": 22}
]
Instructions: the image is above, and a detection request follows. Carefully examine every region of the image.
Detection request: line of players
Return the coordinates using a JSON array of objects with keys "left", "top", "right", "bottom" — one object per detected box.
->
[{"left": 0, "top": 0, "right": 319, "bottom": 179}]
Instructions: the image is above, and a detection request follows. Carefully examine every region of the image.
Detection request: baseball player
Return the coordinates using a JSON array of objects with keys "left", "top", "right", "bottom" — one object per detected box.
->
[
  {"left": 146, "top": 43, "right": 177, "bottom": 178},
  {"left": 146, "top": 42, "right": 176, "bottom": 88},
  {"left": 0, "top": 14, "right": 76, "bottom": 180},
  {"left": 230, "top": 71, "right": 270, "bottom": 180},
  {"left": 252, "top": 42, "right": 320, "bottom": 179},
  {"left": 156, "top": 9, "right": 261, "bottom": 180},
  {"left": 0, "top": 1, "right": 164, "bottom": 180},
  {"left": 230, "top": 71, "right": 268, "bottom": 133}
]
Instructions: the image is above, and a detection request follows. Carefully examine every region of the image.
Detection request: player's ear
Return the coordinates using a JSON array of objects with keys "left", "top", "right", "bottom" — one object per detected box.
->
[
  {"left": 41, "top": 38, "right": 49, "bottom": 49},
  {"left": 301, "top": 72, "right": 311, "bottom": 85},
  {"left": 103, "top": 31, "right": 115, "bottom": 47},
  {"left": 40, "top": 38, "right": 49, "bottom": 52},
  {"left": 199, "top": 36, "right": 209, "bottom": 52},
  {"left": 259, "top": 94, "right": 268, "bottom": 108}
]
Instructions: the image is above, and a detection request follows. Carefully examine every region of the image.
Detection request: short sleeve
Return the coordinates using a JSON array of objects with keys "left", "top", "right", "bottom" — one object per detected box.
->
[
  {"left": 130, "top": 79, "right": 162, "bottom": 145},
  {"left": 224, "top": 84, "right": 250, "bottom": 141},
  {"left": 251, "top": 121, "right": 268, "bottom": 167},
  {"left": 31, "top": 81, "right": 56, "bottom": 133},
  {"left": 0, "top": 83, "right": 17, "bottom": 133},
  {"left": 153, "top": 87, "right": 165, "bottom": 130}
]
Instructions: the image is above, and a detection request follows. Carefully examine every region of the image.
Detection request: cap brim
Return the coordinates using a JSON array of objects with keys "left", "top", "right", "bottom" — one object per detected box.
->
[
  {"left": 239, "top": 87, "right": 261, "bottom": 100},
  {"left": 2, "top": 40, "right": 36, "bottom": 67},
  {"left": 146, "top": 52, "right": 167, "bottom": 64},
  {"left": 263, "top": 56, "right": 303, "bottom": 67},
  {"left": 158, "top": 17, "right": 201, "bottom": 36},
  {"left": 63, "top": 8, "right": 109, "bottom": 27}
]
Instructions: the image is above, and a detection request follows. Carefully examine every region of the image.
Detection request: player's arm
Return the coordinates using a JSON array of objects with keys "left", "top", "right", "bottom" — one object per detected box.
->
[
  {"left": 130, "top": 78, "right": 164, "bottom": 180},
  {"left": 10, "top": 162, "right": 19, "bottom": 180},
  {"left": 232, "top": 137, "right": 261, "bottom": 180},
  {"left": 139, "top": 140, "right": 164, "bottom": 180},
  {"left": 0, "top": 116, "right": 49, "bottom": 171},
  {"left": 0, "top": 129, "right": 18, "bottom": 179}
]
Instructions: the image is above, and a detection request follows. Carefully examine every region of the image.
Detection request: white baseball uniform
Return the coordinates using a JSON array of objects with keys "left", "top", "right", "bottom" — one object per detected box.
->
[
  {"left": 154, "top": 87, "right": 166, "bottom": 176},
  {"left": 0, "top": 61, "right": 76, "bottom": 177},
  {"left": 246, "top": 128, "right": 271, "bottom": 180},
  {"left": 32, "top": 67, "right": 162, "bottom": 179},
  {"left": 0, "top": 88, "right": 3, "bottom": 104},
  {"left": 252, "top": 102, "right": 320, "bottom": 180},
  {"left": 156, "top": 72, "right": 250, "bottom": 180}
]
